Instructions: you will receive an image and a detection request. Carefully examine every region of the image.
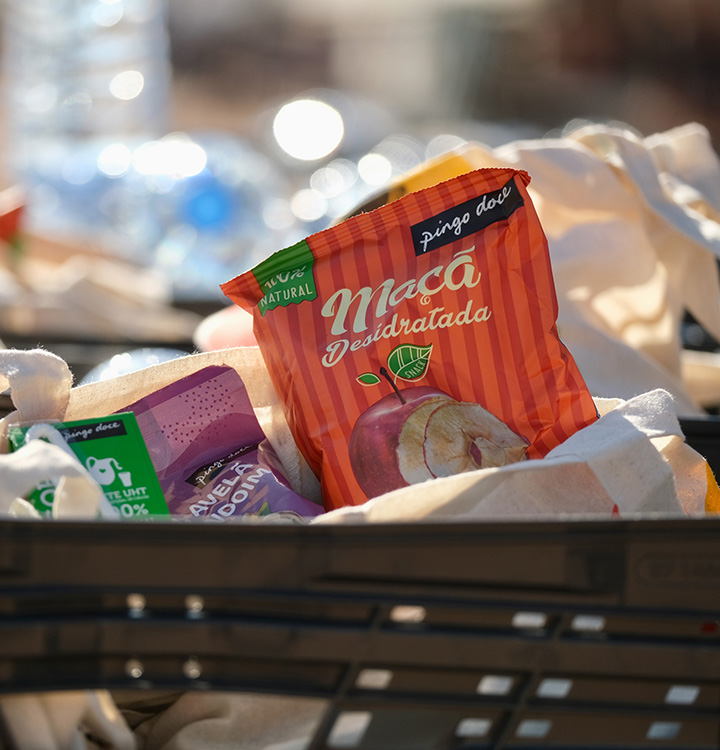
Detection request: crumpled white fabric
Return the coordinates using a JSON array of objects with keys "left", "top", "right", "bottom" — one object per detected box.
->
[
  {"left": 520, "top": 123, "right": 720, "bottom": 414},
  {"left": 0, "top": 349, "right": 113, "bottom": 520},
  {"left": 314, "top": 388, "right": 707, "bottom": 524},
  {"left": 371, "top": 122, "right": 720, "bottom": 415},
  {"left": 1, "top": 691, "right": 135, "bottom": 750},
  {"left": 0, "top": 347, "right": 72, "bottom": 425},
  {"left": 114, "top": 691, "right": 324, "bottom": 750},
  {"left": 0, "top": 439, "right": 112, "bottom": 519}
]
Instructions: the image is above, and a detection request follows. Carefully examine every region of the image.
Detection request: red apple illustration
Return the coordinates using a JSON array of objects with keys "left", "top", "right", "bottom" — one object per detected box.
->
[
  {"left": 349, "top": 366, "right": 528, "bottom": 499},
  {"left": 348, "top": 372, "right": 453, "bottom": 499}
]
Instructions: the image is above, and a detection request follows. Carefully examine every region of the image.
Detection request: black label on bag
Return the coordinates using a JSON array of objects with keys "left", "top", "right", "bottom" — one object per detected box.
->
[
  {"left": 58, "top": 419, "right": 127, "bottom": 443},
  {"left": 411, "top": 177, "right": 524, "bottom": 256},
  {"left": 185, "top": 445, "right": 256, "bottom": 488}
]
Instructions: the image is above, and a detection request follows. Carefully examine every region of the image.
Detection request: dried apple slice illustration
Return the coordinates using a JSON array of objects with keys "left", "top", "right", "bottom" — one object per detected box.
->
[
  {"left": 348, "top": 370, "right": 454, "bottom": 499},
  {"left": 349, "top": 344, "right": 528, "bottom": 499},
  {"left": 423, "top": 400, "right": 528, "bottom": 477},
  {"left": 396, "top": 396, "right": 453, "bottom": 484}
]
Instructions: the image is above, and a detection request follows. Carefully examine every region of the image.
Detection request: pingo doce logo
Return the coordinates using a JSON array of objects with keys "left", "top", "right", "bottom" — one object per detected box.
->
[{"left": 410, "top": 177, "right": 523, "bottom": 256}]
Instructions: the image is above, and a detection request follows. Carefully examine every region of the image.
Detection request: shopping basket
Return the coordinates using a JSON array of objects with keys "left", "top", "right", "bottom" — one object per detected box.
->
[{"left": 1, "top": 515, "right": 720, "bottom": 749}]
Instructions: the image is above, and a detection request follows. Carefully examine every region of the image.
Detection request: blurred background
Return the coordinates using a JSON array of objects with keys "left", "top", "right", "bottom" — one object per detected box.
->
[
  {"left": 0, "top": 0, "right": 719, "bottom": 380},
  {"left": 168, "top": 0, "right": 720, "bottom": 141}
]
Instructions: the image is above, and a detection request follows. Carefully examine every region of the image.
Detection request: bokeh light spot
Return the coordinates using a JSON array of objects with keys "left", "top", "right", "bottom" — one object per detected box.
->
[
  {"left": 291, "top": 189, "right": 328, "bottom": 222},
  {"left": 358, "top": 153, "right": 393, "bottom": 186},
  {"left": 273, "top": 99, "right": 344, "bottom": 161},
  {"left": 110, "top": 70, "right": 145, "bottom": 101},
  {"left": 24, "top": 83, "right": 57, "bottom": 114},
  {"left": 62, "top": 156, "right": 95, "bottom": 185},
  {"left": 133, "top": 135, "right": 207, "bottom": 179},
  {"left": 92, "top": 2, "right": 123, "bottom": 26},
  {"left": 98, "top": 143, "right": 132, "bottom": 177},
  {"left": 263, "top": 198, "right": 295, "bottom": 231}
]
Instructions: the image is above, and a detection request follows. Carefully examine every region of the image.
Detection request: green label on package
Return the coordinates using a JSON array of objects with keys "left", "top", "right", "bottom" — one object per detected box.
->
[
  {"left": 254, "top": 239, "right": 317, "bottom": 315},
  {"left": 8, "top": 412, "right": 169, "bottom": 518}
]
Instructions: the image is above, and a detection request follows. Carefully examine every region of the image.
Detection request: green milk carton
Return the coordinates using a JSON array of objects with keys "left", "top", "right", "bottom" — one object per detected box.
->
[{"left": 8, "top": 412, "right": 169, "bottom": 518}]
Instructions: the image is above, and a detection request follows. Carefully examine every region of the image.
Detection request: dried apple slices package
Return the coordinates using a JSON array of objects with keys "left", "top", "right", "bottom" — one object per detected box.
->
[{"left": 222, "top": 167, "right": 598, "bottom": 510}]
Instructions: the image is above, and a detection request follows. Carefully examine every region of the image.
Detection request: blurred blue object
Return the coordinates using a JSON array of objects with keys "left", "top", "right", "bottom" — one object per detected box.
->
[
  {"left": 1, "top": 1, "right": 300, "bottom": 304},
  {"left": 80, "top": 348, "right": 187, "bottom": 385},
  {"left": 105, "top": 132, "right": 296, "bottom": 302},
  {"left": 182, "top": 177, "right": 234, "bottom": 230}
]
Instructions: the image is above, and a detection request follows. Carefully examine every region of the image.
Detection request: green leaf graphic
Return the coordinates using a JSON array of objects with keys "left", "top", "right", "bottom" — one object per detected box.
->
[
  {"left": 357, "top": 372, "right": 382, "bottom": 386},
  {"left": 387, "top": 343, "right": 433, "bottom": 382}
]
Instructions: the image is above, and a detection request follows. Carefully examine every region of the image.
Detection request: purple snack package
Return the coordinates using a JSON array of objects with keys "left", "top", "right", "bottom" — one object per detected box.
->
[{"left": 120, "top": 365, "right": 324, "bottom": 520}]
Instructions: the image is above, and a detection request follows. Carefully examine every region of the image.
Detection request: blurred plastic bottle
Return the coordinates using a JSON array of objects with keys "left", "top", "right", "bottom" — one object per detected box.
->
[
  {"left": 1, "top": 0, "right": 171, "bottom": 239},
  {"left": 105, "top": 131, "right": 297, "bottom": 301}
]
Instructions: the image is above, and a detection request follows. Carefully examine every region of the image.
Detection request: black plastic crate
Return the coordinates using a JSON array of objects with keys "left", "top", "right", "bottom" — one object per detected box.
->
[{"left": 1, "top": 516, "right": 720, "bottom": 749}]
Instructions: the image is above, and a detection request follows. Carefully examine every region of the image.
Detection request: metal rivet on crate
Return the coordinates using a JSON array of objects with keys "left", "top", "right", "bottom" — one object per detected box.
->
[
  {"left": 125, "top": 658, "right": 144, "bottom": 679},
  {"left": 183, "top": 657, "right": 202, "bottom": 680},
  {"left": 185, "top": 595, "right": 205, "bottom": 617},
  {"left": 389, "top": 605, "right": 426, "bottom": 624},
  {"left": 126, "top": 593, "right": 146, "bottom": 617}
]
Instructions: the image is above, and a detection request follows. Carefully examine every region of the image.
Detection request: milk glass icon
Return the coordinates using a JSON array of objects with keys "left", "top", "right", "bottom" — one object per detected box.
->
[{"left": 86, "top": 457, "right": 132, "bottom": 487}]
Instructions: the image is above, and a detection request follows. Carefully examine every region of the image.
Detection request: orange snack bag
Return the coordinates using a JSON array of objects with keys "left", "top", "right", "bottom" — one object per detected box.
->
[{"left": 222, "top": 168, "right": 598, "bottom": 510}]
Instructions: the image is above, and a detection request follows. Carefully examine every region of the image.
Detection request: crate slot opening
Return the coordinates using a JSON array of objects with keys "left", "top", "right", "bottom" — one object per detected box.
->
[
  {"left": 327, "top": 711, "right": 372, "bottom": 748},
  {"left": 389, "top": 605, "right": 426, "bottom": 624},
  {"left": 646, "top": 721, "right": 681, "bottom": 740},
  {"left": 476, "top": 675, "right": 514, "bottom": 696},
  {"left": 355, "top": 669, "right": 393, "bottom": 690},
  {"left": 456, "top": 717, "right": 492, "bottom": 738},
  {"left": 570, "top": 614, "right": 606, "bottom": 632},
  {"left": 536, "top": 677, "right": 573, "bottom": 699},
  {"left": 515, "top": 719, "right": 552, "bottom": 738}
]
